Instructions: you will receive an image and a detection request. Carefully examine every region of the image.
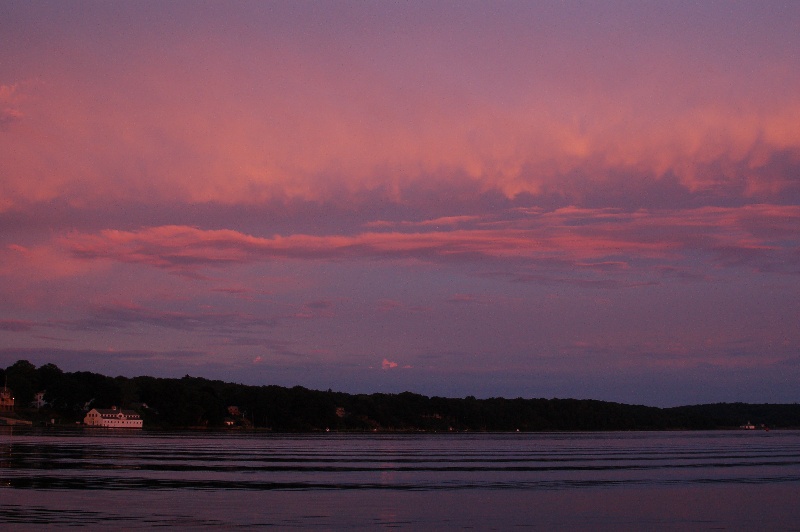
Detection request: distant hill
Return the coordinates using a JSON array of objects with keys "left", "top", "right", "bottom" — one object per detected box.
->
[
  {"left": 2, "top": 360, "right": 799, "bottom": 431},
  {"left": 665, "top": 403, "right": 800, "bottom": 430}
]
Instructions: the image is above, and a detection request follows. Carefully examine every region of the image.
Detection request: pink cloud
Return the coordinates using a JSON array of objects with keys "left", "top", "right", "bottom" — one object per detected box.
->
[
  {"left": 59, "top": 222, "right": 669, "bottom": 271},
  {"left": 366, "top": 215, "right": 482, "bottom": 230},
  {"left": 1, "top": 241, "right": 101, "bottom": 285},
  {"left": 382, "top": 358, "right": 398, "bottom": 370},
  {"left": 58, "top": 204, "right": 800, "bottom": 279},
  {"left": 2, "top": 8, "right": 800, "bottom": 212},
  {"left": 0, "top": 107, "right": 22, "bottom": 128},
  {"left": 0, "top": 84, "right": 23, "bottom": 129}
]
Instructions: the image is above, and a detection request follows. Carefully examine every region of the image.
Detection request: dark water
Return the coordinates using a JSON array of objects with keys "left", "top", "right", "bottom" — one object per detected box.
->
[{"left": 2, "top": 429, "right": 799, "bottom": 529}]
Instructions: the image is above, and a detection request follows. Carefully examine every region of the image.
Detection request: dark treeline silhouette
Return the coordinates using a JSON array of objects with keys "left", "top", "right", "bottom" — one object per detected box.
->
[{"left": 3, "top": 360, "right": 799, "bottom": 430}]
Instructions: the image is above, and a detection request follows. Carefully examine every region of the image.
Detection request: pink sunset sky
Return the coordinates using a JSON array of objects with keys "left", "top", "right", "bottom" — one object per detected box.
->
[{"left": 1, "top": 1, "right": 798, "bottom": 406}]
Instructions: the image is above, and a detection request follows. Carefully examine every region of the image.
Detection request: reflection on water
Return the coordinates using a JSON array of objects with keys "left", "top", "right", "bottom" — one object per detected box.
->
[{"left": 1, "top": 428, "right": 799, "bottom": 528}]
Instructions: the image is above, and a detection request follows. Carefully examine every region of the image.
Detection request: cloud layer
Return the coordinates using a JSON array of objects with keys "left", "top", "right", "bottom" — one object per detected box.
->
[
  {"left": 1, "top": 2, "right": 799, "bottom": 405},
  {"left": 59, "top": 204, "right": 800, "bottom": 280}
]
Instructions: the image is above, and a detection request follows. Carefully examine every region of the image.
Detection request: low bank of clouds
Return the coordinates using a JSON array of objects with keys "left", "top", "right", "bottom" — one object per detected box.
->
[{"left": 58, "top": 205, "right": 800, "bottom": 280}]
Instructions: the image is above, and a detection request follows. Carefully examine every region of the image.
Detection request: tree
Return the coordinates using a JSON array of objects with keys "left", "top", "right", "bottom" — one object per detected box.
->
[{"left": 6, "top": 359, "right": 38, "bottom": 406}]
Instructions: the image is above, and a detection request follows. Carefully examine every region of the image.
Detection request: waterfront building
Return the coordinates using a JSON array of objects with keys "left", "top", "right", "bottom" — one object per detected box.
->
[
  {"left": 0, "top": 385, "right": 13, "bottom": 412},
  {"left": 32, "top": 391, "right": 47, "bottom": 409},
  {"left": 84, "top": 406, "right": 143, "bottom": 428}
]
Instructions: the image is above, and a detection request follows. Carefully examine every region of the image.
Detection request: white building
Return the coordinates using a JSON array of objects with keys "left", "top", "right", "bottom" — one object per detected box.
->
[
  {"left": 32, "top": 391, "right": 47, "bottom": 409},
  {"left": 84, "top": 406, "right": 143, "bottom": 428}
]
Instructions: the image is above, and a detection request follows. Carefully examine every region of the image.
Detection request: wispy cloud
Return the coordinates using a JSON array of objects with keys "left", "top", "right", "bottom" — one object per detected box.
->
[
  {"left": 0, "top": 108, "right": 22, "bottom": 129},
  {"left": 365, "top": 215, "right": 482, "bottom": 230},
  {"left": 60, "top": 205, "right": 800, "bottom": 280},
  {"left": 0, "top": 319, "right": 35, "bottom": 332},
  {"left": 0, "top": 346, "right": 202, "bottom": 369},
  {"left": 56, "top": 302, "right": 278, "bottom": 333},
  {"left": 293, "top": 300, "right": 336, "bottom": 319},
  {"left": 376, "top": 299, "right": 429, "bottom": 314},
  {"left": 0, "top": 83, "right": 23, "bottom": 130},
  {"left": 446, "top": 293, "right": 491, "bottom": 305}
]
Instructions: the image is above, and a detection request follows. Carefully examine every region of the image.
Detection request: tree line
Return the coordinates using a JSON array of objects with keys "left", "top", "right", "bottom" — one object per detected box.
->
[{"left": 3, "top": 360, "right": 799, "bottom": 430}]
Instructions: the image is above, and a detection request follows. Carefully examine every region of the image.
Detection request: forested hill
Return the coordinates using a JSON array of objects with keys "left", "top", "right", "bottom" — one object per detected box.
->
[{"left": 3, "top": 360, "right": 799, "bottom": 431}]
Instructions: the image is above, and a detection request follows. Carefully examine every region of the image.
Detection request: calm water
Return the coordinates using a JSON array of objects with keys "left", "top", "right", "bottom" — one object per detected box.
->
[{"left": 2, "top": 428, "right": 799, "bottom": 529}]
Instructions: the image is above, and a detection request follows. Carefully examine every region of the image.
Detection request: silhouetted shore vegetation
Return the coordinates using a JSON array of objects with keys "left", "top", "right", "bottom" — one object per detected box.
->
[{"left": 3, "top": 360, "right": 799, "bottom": 431}]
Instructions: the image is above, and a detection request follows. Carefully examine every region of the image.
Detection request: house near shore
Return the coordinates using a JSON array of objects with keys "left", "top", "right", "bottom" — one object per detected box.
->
[
  {"left": 84, "top": 406, "right": 143, "bottom": 428},
  {"left": 32, "top": 391, "right": 47, "bottom": 409},
  {"left": 0, "top": 385, "right": 13, "bottom": 412}
]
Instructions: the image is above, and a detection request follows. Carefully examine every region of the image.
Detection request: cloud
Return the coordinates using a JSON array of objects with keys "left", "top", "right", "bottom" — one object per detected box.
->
[
  {"left": 0, "top": 346, "right": 203, "bottom": 372},
  {"left": 365, "top": 215, "right": 482, "bottom": 230},
  {"left": 3, "top": 6, "right": 800, "bottom": 212},
  {"left": 1, "top": 242, "right": 93, "bottom": 280},
  {"left": 377, "top": 299, "right": 403, "bottom": 312},
  {"left": 0, "top": 108, "right": 22, "bottom": 130},
  {"left": 0, "top": 84, "right": 23, "bottom": 104},
  {"left": 293, "top": 300, "right": 336, "bottom": 319},
  {"left": 208, "top": 336, "right": 310, "bottom": 359},
  {"left": 0, "top": 319, "right": 35, "bottom": 332},
  {"left": 0, "top": 84, "right": 23, "bottom": 130},
  {"left": 376, "top": 299, "right": 429, "bottom": 314},
  {"left": 58, "top": 204, "right": 800, "bottom": 282},
  {"left": 382, "top": 358, "right": 398, "bottom": 370},
  {"left": 57, "top": 302, "right": 278, "bottom": 333},
  {"left": 59, "top": 222, "right": 671, "bottom": 284},
  {"left": 446, "top": 293, "right": 490, "bottom": 305}
]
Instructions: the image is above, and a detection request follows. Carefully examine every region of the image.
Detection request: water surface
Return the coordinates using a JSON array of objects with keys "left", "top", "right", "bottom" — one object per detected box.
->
[{"left": 2, "top": 429, "right": 798, "bottom": 529}]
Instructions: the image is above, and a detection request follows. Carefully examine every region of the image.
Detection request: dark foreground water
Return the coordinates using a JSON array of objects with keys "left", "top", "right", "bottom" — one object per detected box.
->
[{"left": 2, "top": 428, "right": 799, "bottom": 529}]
